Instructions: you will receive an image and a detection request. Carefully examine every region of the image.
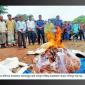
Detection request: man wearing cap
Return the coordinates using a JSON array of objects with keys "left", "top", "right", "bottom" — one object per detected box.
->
[
  {"left": 27, "top": 16, "right": 35, "bottom": 45},
  {"left": 54, "top": 15, "right": 63, "bottom": 28},
  {"left": 15, "top": 17, "right": 19, "bottom": 22},
  {"left": 36, "top": 15, "right": 45, "bottom": 45},
  {"left": 12, "top": 18, "right": 15, "bottom": 20},
  {"left": 6, "top": 14, "right": 15, "bottom": 47},
  {"left": 72, "top": 21, "right": 80, "bottom": 41},
  {"left": 53, "top": 15, "right": 63, "bottom": 41},
  {"left": 16, "top": 16, "right": 28, "bottom": 50},
  {"left": 0, "top": 15, "right": 7, "bottom": 48}
]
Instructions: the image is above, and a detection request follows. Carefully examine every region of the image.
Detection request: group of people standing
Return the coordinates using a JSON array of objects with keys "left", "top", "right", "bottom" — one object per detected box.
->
[
  {"left": 0, "top": 14, "right": 85, "bottom": 49},
  {"left": 44, "top": 15, "right": 85, "bottom": 42},
  {"left": 0, "top": 14, "right": 46, "bottom": 49}
]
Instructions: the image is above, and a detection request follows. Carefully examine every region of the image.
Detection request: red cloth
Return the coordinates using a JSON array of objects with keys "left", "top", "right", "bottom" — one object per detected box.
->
[{"left": 63, "top": 24, "right": 67, "bottom": 33}]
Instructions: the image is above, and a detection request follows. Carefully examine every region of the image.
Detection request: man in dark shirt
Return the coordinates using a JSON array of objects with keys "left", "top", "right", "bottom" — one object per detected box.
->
[
  {"left": 36, "top": 15, "right": 45, "bottom": 45},
  {"left": 53, "top": 15, "right": 63, "bottom": 42},
  {"left": 63, "top": 21, "right": 69, "bottom": 41},
  {"left": 15, "top": 17, "right": 19, "bottom": 22},
  {"left": 67, "top": 21, "right": 72, "bottom": 40},
  {"left": 54, "top": 15, "right": 63, "bottom": 29}
]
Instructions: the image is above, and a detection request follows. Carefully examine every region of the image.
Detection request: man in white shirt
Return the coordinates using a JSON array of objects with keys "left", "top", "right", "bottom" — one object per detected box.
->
[
  {"left": 27, "top": 16, "right": 35, "bottom": 45},
  {"left": 0, "top": 15, "right": 7, "bottom": 48}
]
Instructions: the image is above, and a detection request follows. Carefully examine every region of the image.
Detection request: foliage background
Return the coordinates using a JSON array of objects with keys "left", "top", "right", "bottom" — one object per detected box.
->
[
  {"left": 14, "top": 14, "right": 35, "bottom": 21},
  {"left": 0, "top": 6, "right": 8, "bottom": 15}
]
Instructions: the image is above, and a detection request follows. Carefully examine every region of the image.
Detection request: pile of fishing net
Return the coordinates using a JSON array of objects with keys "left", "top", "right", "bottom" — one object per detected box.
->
[{"left": 33, "top": 46, "right": 81, "bottom": 73}]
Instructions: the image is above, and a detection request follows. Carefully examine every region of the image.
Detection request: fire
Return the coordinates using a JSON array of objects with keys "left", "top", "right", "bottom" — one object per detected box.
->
[
  {"left": 45, "top": 26, "right": 65, "bottom": 49},
  {"left": 33, "top": 26, "right": 81, "bottom": 73}
]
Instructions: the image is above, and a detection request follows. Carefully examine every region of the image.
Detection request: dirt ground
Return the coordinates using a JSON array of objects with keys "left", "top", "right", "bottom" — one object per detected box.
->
[
  {"left": 0, "top": 41, "right": 85, "bottom": 65},
  {"left": 63, "top": 41, "right": 85, "bottom": 52}
]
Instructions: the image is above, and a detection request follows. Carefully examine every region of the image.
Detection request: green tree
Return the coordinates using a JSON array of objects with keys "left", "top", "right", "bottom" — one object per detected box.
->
[
  {"left": 15, "top": 14, "right": 35, "bottom": 21},
  {"left": 70, "top": 15, "right": 85, "bottom": 24},
  {"left": 0, "top": 6, "right": 8, "bottom": 15}
]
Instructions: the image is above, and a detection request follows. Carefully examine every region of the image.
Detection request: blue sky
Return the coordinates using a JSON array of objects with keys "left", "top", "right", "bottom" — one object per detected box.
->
[{"left": 2, "top": 6, "right": 85, "bottom": 21}]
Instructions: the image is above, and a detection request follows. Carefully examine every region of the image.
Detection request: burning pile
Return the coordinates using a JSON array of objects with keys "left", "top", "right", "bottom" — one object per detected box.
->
[
  {"left": 33, "top": 26, "right": 81, "bottom": 73},
  {"left": 45, "top": 26, "right": 65, "bottom": 49}
]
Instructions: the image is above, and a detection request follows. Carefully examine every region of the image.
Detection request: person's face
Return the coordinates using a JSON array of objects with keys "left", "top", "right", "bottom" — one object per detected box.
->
[
  {"left": 81, "top": 22, "right": 83, "bottom": 24},
  {"left": 64, "top": 22, "right": 66, "bottom": 25},
  {"left": 57, "top": 16, "right": 59, "bottom": 20},
  {"left": 75, "top": 22, "right": 78, "bottom": 24},
  {"left": 68, "top": 22, "right": 70, "bottom": 24},
  {"left": 29, "top": 17, "right": 32, "bottom": 20},
  {"left": 16, "top": 18, "right": 19, "bottom": 21},
  {"left": 19, "top": 16, "right": 23, "bottom": 21},
  {"left": 39, "top": 16, "right": 42, "bottom": 20},
  {"left": 48, "top": 20, "right": 51, "bottom": 23},
  {"left": 0, "top": 16, "right": 3, "bottom": 20},
  {"left": 8, "top": 16, "right": 11, "bottom": 20}
]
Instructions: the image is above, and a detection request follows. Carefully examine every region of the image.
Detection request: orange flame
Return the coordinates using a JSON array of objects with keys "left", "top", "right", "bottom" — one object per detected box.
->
[{"left": 45, "top": 26, "right": 65, "bottom": 49}]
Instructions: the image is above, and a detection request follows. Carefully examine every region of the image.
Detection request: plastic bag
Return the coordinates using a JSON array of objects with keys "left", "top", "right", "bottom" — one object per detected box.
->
[
  {"left": 35, "top": 55, "right": 50, "bottom": 72},
  {"left": 0, "top": 57, "right": 19, "bottom": 71},
  {"left": 55, "top": 52, "right": 68, "bottom": 73},
  {"left": 0, "top": 64, "right": 13, "bottom": 74},
  {"left": 55, "top": 49, "right": 81, "bottom": 73},
  {"left": 0, "top": 57, "right": 28, "bottom": 73},
  {"left": 34, "top": 47, "right": 81, "bottom": 73}
]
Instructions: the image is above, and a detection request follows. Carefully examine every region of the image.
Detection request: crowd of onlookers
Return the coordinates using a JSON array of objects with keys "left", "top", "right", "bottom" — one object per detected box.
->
[{"left": 0, "top": 14, "right": 85, "bottom": 49}]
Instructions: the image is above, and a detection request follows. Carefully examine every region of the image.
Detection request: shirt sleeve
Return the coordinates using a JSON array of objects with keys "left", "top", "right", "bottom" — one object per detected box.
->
[
  {"left": 35, "top": 24, "right": 36, "bottom": 28},
  {"left": 36, "top": 21, "right": 38, "bottom": 25},
  {"left": 64, "top": 25, "right": 67, "bottom": 29},
  {"left": 23, "top": 22, "right": 26, "bottom": 31},
  {"left": 43, "top": 20, "right": 45, "bottom": 25},
  {"left": 61, "top": 21, "right": 63, "bottom": 25},
  {"left": 44, "top": 25, "right": 47, "bottom": 32},
  {"left": 13, "top": 21, "right": 15, "bottom": 29},
  {"left": 4, "top": 22, "right": 7, "bottom": 30},
  {"left": 51, "top": 23, "right": 54, "bottom": 28},
  {"left": 27, "top": 21, "right": 31, "bottom": 28},
  {"left": 70, "top": 25, "right": 72, "bottom": 30},
  {"left": 27, "top": 20, "right": 29, "bottom": 28},
  {"left": 14, "top": 22, "right": 18, "bottom": 32},
  {"left": 16, "top": 22, "right": 20, "bottom": 32},
  {"left": 6, "top": 21, "right": 8, "bottom": 25},
  {"left": 33, "top": 21, "right": 35, "bottom": 28},
  {"left": 72, "top": 25, "right": 74, "bottom": 30},
  {"left": 34, "top": 24, "right": 36, "bottom": 30}
]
